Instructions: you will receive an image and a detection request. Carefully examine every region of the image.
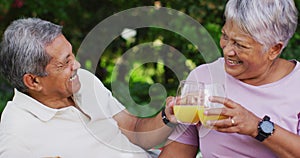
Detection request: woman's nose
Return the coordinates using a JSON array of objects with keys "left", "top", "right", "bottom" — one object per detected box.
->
[
  {"left": 224, "top": 50, "right": 236, "bottom": 56},
  {"left": 222, "top": 42, "right": 236, "bottom": 56}
]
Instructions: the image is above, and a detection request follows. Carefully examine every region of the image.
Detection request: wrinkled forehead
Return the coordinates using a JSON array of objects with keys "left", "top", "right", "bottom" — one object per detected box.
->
[{"left": 222, "top": 20, "right": 252, "bottom": 38}]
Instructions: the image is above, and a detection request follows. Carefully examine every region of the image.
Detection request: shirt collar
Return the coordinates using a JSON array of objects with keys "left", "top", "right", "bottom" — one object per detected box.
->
[{"left": 12, "top": 89, "right": 58, "bottom": 122}]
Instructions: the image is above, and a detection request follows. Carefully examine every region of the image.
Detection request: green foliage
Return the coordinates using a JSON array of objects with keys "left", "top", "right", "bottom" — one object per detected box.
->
[
  {"left": 0, "top": 0, "right": 300, "bottom": 117},
  {"left": 0, "top": 91, "right": 12, "bottom": 114},
  {"left": 0, "top": 76, "right": 13, "bottom": 117}
]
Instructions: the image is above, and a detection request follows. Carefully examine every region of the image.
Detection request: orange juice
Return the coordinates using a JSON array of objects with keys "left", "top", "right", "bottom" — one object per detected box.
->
[
  {"left": 174, "top": 105, "right": 199, "bottom": 124},
  {"left": 198, "top": 107, "right": 228, "bottom": 126}
]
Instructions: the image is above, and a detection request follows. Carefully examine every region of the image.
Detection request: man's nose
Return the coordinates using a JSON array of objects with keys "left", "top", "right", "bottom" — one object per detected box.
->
[{"left": 72, "top": 60, "right": 81, "bottom": 70}]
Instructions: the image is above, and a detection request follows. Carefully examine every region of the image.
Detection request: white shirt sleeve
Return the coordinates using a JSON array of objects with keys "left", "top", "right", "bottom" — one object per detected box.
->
[{"left": 74, "top": 69, "right": 125, "bottom": 120}]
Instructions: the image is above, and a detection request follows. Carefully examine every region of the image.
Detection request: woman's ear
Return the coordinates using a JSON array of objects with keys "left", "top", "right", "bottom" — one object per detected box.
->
[
  {"left": 23, "top": 74, "right": 42, "bottom": 91},
  {"left": 268, "top": 42, "right": 283, "bottom": 60}
]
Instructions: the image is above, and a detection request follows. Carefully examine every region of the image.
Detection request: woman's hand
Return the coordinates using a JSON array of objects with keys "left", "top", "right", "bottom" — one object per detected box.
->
[{"left": 205, "top": 96, "right": 261, "bottom": 137}]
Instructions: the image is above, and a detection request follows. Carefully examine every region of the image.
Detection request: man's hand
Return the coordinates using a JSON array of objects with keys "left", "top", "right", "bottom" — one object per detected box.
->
[{"left": 165, "top": 96, "right": 178, "bottom": 125}]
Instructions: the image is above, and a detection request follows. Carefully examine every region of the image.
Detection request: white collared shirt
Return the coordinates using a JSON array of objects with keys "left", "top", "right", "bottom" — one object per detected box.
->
[{"left": 0, "top": 69, "right": 150, "bottom": 158}]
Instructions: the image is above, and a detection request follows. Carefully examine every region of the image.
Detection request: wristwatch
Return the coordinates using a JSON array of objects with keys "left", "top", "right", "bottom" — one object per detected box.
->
[
  {"left": 161, "top": 107, "right": 176, "bottom": 128},
  {"left": 255, "top": 115, "right": 275, "bottom": 142}
]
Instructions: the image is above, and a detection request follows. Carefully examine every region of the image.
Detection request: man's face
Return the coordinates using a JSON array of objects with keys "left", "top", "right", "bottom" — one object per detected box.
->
[{"left": 39, "top": 34, "right": 81, "bottom": 99}]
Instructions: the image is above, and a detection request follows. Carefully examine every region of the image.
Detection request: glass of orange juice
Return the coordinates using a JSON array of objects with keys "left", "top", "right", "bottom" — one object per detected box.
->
[
  {"left": 198, "top": 83, "right": 228, "bottom": 127},
  {"left": 174, "top": 80, "right": 204, "bottom": 125}
]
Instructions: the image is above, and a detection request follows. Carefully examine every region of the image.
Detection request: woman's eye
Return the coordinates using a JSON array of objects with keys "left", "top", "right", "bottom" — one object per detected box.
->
[
  {"left": 234, "top": 42, "right": 241, "bottom": 47},
  {"left": 221, "top": 33, "right": 228, "bottom": 40},
  {"left": 234, "top": 42, "right": 248, "bottom": 49},
  {"left": 57, "top": 64, "right": 63, "bottom": 67}
]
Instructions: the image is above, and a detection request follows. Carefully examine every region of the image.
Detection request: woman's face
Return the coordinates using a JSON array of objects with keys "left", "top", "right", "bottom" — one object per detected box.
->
[{"left": 220, "top": 20, "right": 273, "bottom": 82}]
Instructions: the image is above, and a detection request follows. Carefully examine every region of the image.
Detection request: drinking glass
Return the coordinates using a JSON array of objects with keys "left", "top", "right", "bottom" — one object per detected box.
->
[
  {"left": 198, "top": 83, "right": 228, "bottom": 127},
  {"left": 174, "top": 80, "right": 204, "bottom": 125}
]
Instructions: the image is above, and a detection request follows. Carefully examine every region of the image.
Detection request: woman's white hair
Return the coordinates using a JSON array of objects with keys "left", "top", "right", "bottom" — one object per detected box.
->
[{"left": 225, "top": 0, "right": 298, "bottom": 50}]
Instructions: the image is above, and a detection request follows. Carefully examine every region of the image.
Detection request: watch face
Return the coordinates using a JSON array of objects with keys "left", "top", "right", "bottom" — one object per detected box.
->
[{"left": 261, "top": 121, "right": 274, "bottom": 133}]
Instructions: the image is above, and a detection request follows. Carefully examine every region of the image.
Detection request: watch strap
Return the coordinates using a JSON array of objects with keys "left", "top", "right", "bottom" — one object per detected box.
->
[
  {"left": 255, "top": 132, "right": 267, "bottom": 141},
  {"left": 161, "top": 107, "right": 176, "bottom": 128}
]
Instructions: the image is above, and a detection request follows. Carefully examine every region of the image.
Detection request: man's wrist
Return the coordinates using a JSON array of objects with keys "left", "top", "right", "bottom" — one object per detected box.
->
[{"left": 161, "top": 107, "right": 176, "bottom": 128}]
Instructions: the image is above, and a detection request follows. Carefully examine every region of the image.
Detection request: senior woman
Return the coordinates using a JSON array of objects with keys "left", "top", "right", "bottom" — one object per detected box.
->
[{"left": 159, "top": 0, "right": 300, "bottom": 157}]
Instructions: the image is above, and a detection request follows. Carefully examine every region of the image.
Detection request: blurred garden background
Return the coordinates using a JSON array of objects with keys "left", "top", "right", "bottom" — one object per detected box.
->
[{"left": 0, "top": 0, "right": 300, "bottom": 117}]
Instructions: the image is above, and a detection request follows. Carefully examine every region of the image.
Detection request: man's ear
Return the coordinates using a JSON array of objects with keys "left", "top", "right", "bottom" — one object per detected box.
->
[
  {"left": 268, "top": 42, "right": 283, "bottom": 60},
  {"left": 23, "top": 74, "right": 42, "bottom": 91}
]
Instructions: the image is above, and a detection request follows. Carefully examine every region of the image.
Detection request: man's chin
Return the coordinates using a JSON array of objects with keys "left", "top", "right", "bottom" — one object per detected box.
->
[{"left": 71, "top": 83, "right": 81, "bottom": 94}]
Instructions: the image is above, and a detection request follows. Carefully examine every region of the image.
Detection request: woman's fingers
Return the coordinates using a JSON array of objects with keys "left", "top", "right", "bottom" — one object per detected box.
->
[{"left": 209, "top": 96, "right": 236, "bottom": 109}]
